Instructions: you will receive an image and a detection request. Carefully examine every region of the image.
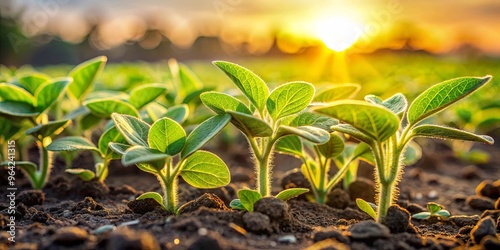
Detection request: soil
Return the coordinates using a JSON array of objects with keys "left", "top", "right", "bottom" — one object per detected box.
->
[{"left": 1, "top": 131, "right": 500, "bottom": 249}]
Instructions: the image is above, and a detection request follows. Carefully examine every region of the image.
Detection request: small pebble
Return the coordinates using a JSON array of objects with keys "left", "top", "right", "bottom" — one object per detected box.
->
[
  {"left": 415, "top": 193, "right": 423, "bottom": 200},
  {"left": 428, "top": 190, "right": 438, "bottom": 199},
  {"left": 119, "top": 220, "right": 140, "bottom": 227},
  {"left": 93, "top": 225, "right": 116, "bottom": 235},
  {"left": 198, "top": 228, "right": 208, "bottom": 236},
  {"left": 62, "top": 210, "right": 72, "bottom": 218},
  {"left": 278, "top": 235, "right": 296, "bottom": 244},
  {"left": 348, "top": 221, "right": 390, "bottom": 240}
]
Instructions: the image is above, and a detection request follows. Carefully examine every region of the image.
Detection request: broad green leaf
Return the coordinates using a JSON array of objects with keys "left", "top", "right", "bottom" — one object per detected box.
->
[
  {"left": 317, "top": 133, "right": 344, "bottom": 159},
  {"left": 109, "top": 142, "right": 131, "bottom": 155},
  {"left": 14, "top": 74, "right": 50, "bottom": 95},
  {"left": 237, "top": 189, "right": 262, "bottom": 212},
  {"left": 111, "top": 113, "right": 150, "bottom": 146},
  {"left": 180, "top": 151, "right": 230, "bottom": 188},
  {"left": 66, "top": 169, "right": 95, "bottom": 181},
  {"left": 47, "top": 136, "right": 99, "bottom": 153},
  {"left": 144, "top": 102, "right": 168, "bottom": 123},
  {"left": 178, "top": 64, "right": 203, "bottom": 96},
  {"left": 412, "top": 125, "right": 494, "bottom": 144},
  {"left": 0, "top": 83, "right": 35, "bottom": 105},
  {"left": 282, "top": 112, "right": 338, "bottom": 131},
  {"left": 427, "top": 203, "right": 442, "bottom": 214},
  {"left": 81, "top": 113, "right": 102, "bottom": 131},
  {"left": 301, "top": 160, "right": 320, "bottom": 188},
  {"left": 412, "top": 212, "right": 431, "bottom": 220},
  {"left": 330, "top": 124, "right": 373, "bottom": 145},
  {"left": 181, "top": 114, "right": 231, "bottom": 159},
  {"left": 229, "top": 199, "right": 245, "bottom": 210},
  {"left": 165, "top": 104, "right": 189, "bottom": 124},
  {"left": 68, "top": 56, "right": 107, "bottom": 100},
  {"left": 356, "top": 198, "right": 377, "bottom": 220},
  {"left": 276, "top": 188, "right": 309, "bottom": 201},
  {"left": 149, "top": 117, "right": 186, "bottom": 155},
  {"left": 136, "top": 191, "right": 166, "bottom": 210},
  {"left": 98, "top": 127, "right": 126, "bottom": 158},
  {"left": 0, "top": 117, "right": 22, "bottom": 141},
  {"left": 84, "top": 98, "right": 139, "bottom": 118},
  {"left": 267, "top": 81, "right": 314, "bottom": 120},
  {"left": 278, "top": 125, "right": 330, "bottom": 144},
  {"left": 314, "top": 84, "right": 360, "bottom": 102},
  {"left": 122, "top": 146, "right": 169, "bottom": 171},
  {"left": 129, "top": 84, "right": 167, "bottom": 109},
  {"left": 136, "top": 163, "right": 161, "bottom": 175},
  {"left": 314, "top": 100, "right": 400, "bottom": 142},
  {"left": 366, "top": 93, "right": 408, "bottom": 115},
  {"left": 275, "top": 136, "right": 303, "bottom": 158},
  {"left": 226, "top": 110, "right": 272, "bottom": 137},
  {"left": 26, "top": 119, "right": 71, "bottom": 138},
  {"left": 182, "top": 87, "right": 213, "bottom": 105},
  {"left": 0, "top": 101, "right": 39, "bottom": 117},
  {"left": 407, "top": 76, "right": 492, "bottom": 126},
  {"left": 403, "top": 141, "right": 421, "bottom": 165},
  {"left": 200, "top": 92, "right": 252, "bottom": 115},
  {"left": 63, "top": 106, "right": 90, "bottom": 120},
  {"left": 85, "top": 90, "right": 129, "bottom": 101},
  {"left": 213, "top": 61, "right": 269, "bottom": 112},
  {"left": 434, "top": 210, "right": 451, "bottom": 218},
  {"left": 35, "top": 77, "right": 72, "bottom": 112}
]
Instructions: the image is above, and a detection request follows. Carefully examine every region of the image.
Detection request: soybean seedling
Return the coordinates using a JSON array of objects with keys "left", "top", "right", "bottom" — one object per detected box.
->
[
  {"left": 201, "top": 61, "right": 334, "bottom": 209},
  {"left": 412, "top": 202, "right": 451, "bottom": 220},
  {"left": 46, "top": 126, "right": 126, "bottom": 182},
  {"left": 108, "top": 113, "right": 231, "bottom": 213},
  {"left": 313, "top": 76, "right": 494, "bottom": 223},
  {"left": 0, "top": 76, "right": 73, "bottom": 189}
]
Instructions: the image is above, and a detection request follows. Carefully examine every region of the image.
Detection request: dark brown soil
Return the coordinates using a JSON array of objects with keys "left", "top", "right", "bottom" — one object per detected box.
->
[{"left": 1, "top": 137, "right": 500, "bottom": 249}]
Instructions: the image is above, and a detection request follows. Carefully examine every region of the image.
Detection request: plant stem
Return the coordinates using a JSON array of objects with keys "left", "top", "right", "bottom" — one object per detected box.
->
[
  {"left": 376, "top": 180, "right": 393, "bottom": 223},
  {"left": 162, "top": 175, "right": 177, "bottom": 213},
  {"left": 35, "top": 139, "right": 53, "bottom": 190},
  {"left": 256, "top": 138, "right": 276, "bottom": 197}
]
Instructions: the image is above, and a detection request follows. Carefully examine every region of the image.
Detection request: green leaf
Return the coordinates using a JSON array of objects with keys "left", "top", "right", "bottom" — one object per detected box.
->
[
  {"left": 407, "top": 76, "right": 492, "bottom": 126},
  {"left": 275, "top": 136, "right": 303, "bottom": 158},
  {"left": 111, "top": 113, "right": 150, "bottom": 146},
  {"left": 314, "top": 84, "right": 360, "bottom": 102},
  {"left": 314, "top": 100, "right": 400, "bottom": 142},
  {"left": 85, "top": 90, "right": 129, "bottom": 101},
  {"left": 412, "top": 212, "right": 431, "bottom": 220},
  {"left": 122, "top": 146, "right": 169, "bottom": 171},
  {"left": 109, "top": 142, "right": 131, "bottom": 155},
  {"left": 165, "top": 104, "right": 189, "bottom": 124},
  {"left": 434, "top": 210, "right": 451, "bottom": 218},
  {"left": 129, "top": 84, "right": 167, "bottom": 109},
  {"left": 0, "top": 101, "right": 39, "bottom": 117},
  {"left": 301, "top": 160, "right": 320, "bottom": 188},
  {"left": 0, "top": 117, "right": 22, "bottom": 141},
  {"left": 181, "top": 114, "right": 231, "bottom": 159},
  {"left": 213, "top": 61, "right": 269, "bottom": 112},
  {"left": 403, "top": 141, "right": 421, "bottom": 165},
  {"left": 180, "top": 150, "right": 230, "bottom": 188},
  {"left": 226, "top": 110, "right": 272, "bottom": 137},
  {"left": 366, "top": 93, "right": 408, "bottom": 115},
  {"left": 200, "top": 91, "right": 252, "bottom": 115},
  {"left": 178, "top": 64, "right": 203, "bottom": 96},
  {"left": 276, "top": 188, "right": 309, "bottom": 201},
  {"left": 81, "top": 113, "right": 102, "bottom": 131},
  {"left": 182, "top": 87, "right": 213, "bottom": 105},
  {"left": 267, "top": 81, "right": 314, "bottom": 120},
  {"left": 26, "top": 120, "right": 71, "bottom": 138},
  {"left": 98, "top": 127, "right": 126, "bottom": 158},
  {"left": 66, "top": 169, "right": 95, "bottom": 181},
  {"left": 356, "top": 198, "right": 377, "bottom": 220},
  {"left": 68, "top": 56, "right": 107, "bottom": 100},
  {"left": 317, "top": 133, "right": 344, "bottom": 159},
  {"left": 330, "top": 124, "right": 374, "bottom": 145},
  {"left": 282, "top": 112, "right": 338, "bottom": 131},
  {"left": 35, "top": 77, "right": 72, "bottom": 112},
  {"left": 47, "top": 136, "right": 99, "bottom": 153},
  {"left": 136, "top": 192, "right": 167, "bottom": 210},
  {"left": 144, "top": 102, "right": 168, "bottom": 123},
  {"left": 278, "top": 125, "right": 330, "bottom": 144},
  {"left": 229, "top": 199, "right": 245, "bottom": 210},
  {"left": 0, "top": 83, "right": 35, "bottom": 105},
  {"left": 237, "top": 189, "right": 262, "bottom": 212},
  {"left": 412, "top": 125, "right": 494, "bottom": 144},
  {"left": 84, "top": 98, "right": 139, "bottom": 118},
  {"left": 427, "top": 202, "right": 442, "bottom": 214},
  {"left": 14, "top": 74, "right": 50, "bottom": 95},
  {"left": 149, "top": 117, "right": 186, "bottom": 155}
]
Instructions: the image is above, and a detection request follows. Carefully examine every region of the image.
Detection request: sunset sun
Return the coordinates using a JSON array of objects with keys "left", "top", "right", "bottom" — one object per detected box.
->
[{"left": 313, "top": 16, "right": 362, "bottom": 52}]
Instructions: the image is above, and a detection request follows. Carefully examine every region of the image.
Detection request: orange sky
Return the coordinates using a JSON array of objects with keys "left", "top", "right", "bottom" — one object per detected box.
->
[{"left": 3, "top": 0, "right": 500, "bottom": 55}]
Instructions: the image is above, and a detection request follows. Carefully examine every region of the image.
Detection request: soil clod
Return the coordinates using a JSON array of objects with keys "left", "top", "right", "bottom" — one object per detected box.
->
[
  {"left": 313, "top": 227, "right": 350, "bottom": 244},
  {"left": 326, "top": 188, "right": 351, "bottom": 209},
  {"left": 51, "top": 227, "right": 89, "bottom": 246},
  {"left": 470, "top": 217, "right": 497, "bottom": 244},
  {"left": 476, "top": 180, "right": 500, "bottom": 199},
  {"left": 178, "top": 193, "right": 228, "bottom": 214},
  {"left": 385, "top": 205, "right": 412, "bottom": 233},
  {"left": 242, "top": 212, "right": 272, "bottom": 234},
  {"left": 18, "top": 190, "right": 45, "bottom": 206},
  {"left": 449, "top": 215, "right": 480, "bottom": 227},
  {"left": 128, "top": 198, "right": 161, "bottom": 214},
  {"left": 105, "top": 227, "right": 160, "bottom": 250},
  {"left": 348, "top": 221, "right": 390, "bottom": 240},
  {"left": 466, "top": 195, "right": 495, "bottom": 210},
  {"left": 348, "top": 178, "right": 376, "bottom": 203},
  {"left": 253, "top": 197, "right": 288, "bottom": 221}
]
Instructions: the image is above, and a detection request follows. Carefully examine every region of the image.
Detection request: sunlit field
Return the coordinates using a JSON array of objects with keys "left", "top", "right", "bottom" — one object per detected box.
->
[{"left": 1, "top": 0, "right": 500, "bottom": 249}]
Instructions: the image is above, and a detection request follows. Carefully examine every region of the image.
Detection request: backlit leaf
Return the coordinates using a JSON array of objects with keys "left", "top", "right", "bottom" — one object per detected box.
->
[
  {"left": 278, "top": 125, "right": 330, "bottom": 144},
  {"left": 0, "top": 83, "right": 35, "bottom": 105},
  {"left": 149, "top": 117, "right": 186, "bottom": 155},
  {"left": 66, "top": 169, "right": 95, "bottom": 181},
  {"left": 356, "top": 198, "right": 377, "bottom": 220},
  {"left": 85, "top": 98, "right": 139, "bottom": 118},
  {"left": 26, "top": 119, "right": 71, "bottom": 138},
  {"left": 226, "top": 110, "right": 272, "bottom": 137},
  {"left": 47, "top": 136, "right": 99, "bottom": 153},
  {"left": 237, "top": 189, "right": 262, "bottom": 212},
  {"left": 35, "top": 77, "right": 72, "bottom": 112},
  {"left": 317, "top": 133, "right": 344, "bottom": 159},
  {"left": 122, "top": 146, "right": 169, "bottom": 171},
  {"left": 200, "top": 91, "right": 252, "bottom": 115},
  {"left": 111, "top": 113, "right": 150, "bottom": 146},
  {"left": 314, "top": 84, "right": 360, "bottom": 102},
  {"left": 68, "top": 56, "right": 107, "bottom": 100},
  {"left": 275, "top": 136, "right": 303, "bottom": 158},
  {"left": 180, "top": 151, "right": 230, "bottom": 188},
  {"left": 98, "top": 127, "right": 126, "bottom": 158},
  {"left": 267, "top": 81, "right": 314, "bottom": 120},
  {"left": 14, "top": 74, "right": 50, "bottom": 95},
  {"left": 136, "top": 192, "right": 166, "bottom": 210},
  {"left": 165, "top": 104, "right": 189, "bottom": 124},
  {"left": 181, "top": 114, "right": 231, "bottom": 159},
  {"left": 129, "top": 83, "right": 167, "bottom": 109},
  {"left": 276, "top": 188, "right": 309, "bottom": 201},
  {"left": 412, "top": 125, "right": 494, "bottom": 144}
]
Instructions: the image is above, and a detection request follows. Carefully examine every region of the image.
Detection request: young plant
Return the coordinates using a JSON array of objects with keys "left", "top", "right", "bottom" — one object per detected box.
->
[
  {"left": 412, "top": 202, "right": 451, "bottom": 220},
  {"left": 108, "top": 113, "right": 231, "bottom": 213},
  {"left": 313, "top": 76, "right": 494, "bottom": 223},
  {"left": 46, "top": 126, "right": 126, "bottom": 182},
  {"left": 200, "top": 61, "right": 332, "bottom": 205},
  {"left": 0, "top": 77, "right": 73, "bottom": 189}
]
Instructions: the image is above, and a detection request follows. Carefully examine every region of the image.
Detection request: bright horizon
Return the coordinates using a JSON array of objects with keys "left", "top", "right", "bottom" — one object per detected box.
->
[{"left": 2, "top": 0, "right": 500, "bottom": 55}]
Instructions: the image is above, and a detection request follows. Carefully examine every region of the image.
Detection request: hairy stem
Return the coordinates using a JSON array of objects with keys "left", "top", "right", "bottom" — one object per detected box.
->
[
  {"left": 376, "top": 180, "right": 394, "bottom": 223},
  {"left": 160, "top": 174, "right": 178, "bottom": 213},
  {"left": 35, "top": 139, "right": 53, "bottom": 190}
]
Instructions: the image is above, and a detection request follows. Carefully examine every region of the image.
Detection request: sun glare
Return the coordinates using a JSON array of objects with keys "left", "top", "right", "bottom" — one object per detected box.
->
[{"left": 313, "top": 16, "right": 362, "bottom": 52}]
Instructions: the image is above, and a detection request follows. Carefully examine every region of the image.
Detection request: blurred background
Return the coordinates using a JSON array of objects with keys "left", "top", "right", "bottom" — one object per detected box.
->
[{"left": 1, "top": 0, "right": 500, "bottom": 66}]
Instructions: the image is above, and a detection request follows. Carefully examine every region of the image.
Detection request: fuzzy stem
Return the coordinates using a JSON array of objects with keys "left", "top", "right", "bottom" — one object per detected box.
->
[
  {"left": 257, "top": 148, "right": 272, "bottom": 197},
  {"left": 376, "top": 180, "right": 394, "bottom": 223},
  {"left": 164, "top": 176, "right": 178, "bottom": 213},
  {"left": 35, "top": 139, "right": 53, "bottom": 190}
]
